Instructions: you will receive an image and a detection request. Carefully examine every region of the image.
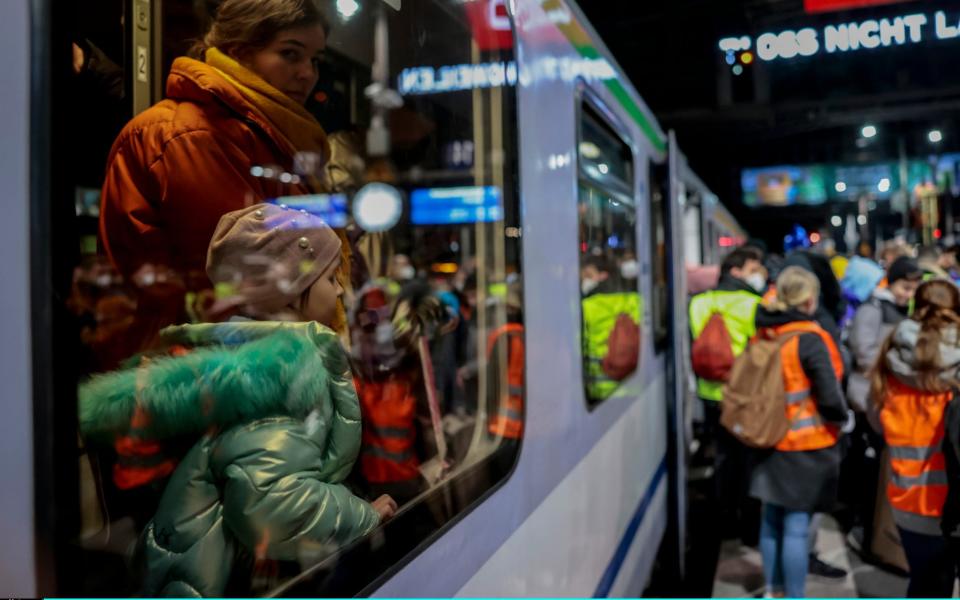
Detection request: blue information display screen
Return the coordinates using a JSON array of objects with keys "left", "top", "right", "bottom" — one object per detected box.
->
[
  {"left": 270, "top": 194, "right": 348, "bottom": 227},
  {"left": 411, "top": 186, "right": 502, "bottom": 225}
]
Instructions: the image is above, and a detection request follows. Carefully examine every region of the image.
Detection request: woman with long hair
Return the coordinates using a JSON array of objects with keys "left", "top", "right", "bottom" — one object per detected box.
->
[
  {"left": 99, "top": 0, "right": 337, "bottom": 356},
  {"left": 872, "top": 279, "right": 960, "bottom": 597},
  {"left": 750, "top": 266, "right": 848, "bottom": 598}
]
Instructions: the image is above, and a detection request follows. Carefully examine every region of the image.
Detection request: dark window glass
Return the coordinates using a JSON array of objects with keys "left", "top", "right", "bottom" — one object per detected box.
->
[{"left": 577, "top": 100, "right": 641, "bottom": 406}]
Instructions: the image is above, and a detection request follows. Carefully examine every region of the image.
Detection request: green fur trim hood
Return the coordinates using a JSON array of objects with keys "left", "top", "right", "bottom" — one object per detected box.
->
[{"left": 79, "top": 320, "right": 357, "bottom": 444}]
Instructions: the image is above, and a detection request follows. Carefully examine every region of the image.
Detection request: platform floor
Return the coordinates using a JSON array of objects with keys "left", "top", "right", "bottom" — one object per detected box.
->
[{"left": 711, "top": 514, "right": 909, "bottom": 598}]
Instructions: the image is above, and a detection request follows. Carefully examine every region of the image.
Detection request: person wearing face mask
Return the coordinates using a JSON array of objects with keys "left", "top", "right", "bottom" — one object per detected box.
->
[
  {"left": 839, "top": 256, "right": 922, "bottom": 569},
  {"left": 750, "top": 267, "right": 848, "bottom": 599},
  {"left": 580, "top": 254, "right": 642, "bottom": 403},
  {"left": 688, "top": 246, "right": 766, "bottom": 543},
  {"left": 618, "top": 252, "right": 640, "bottom": 284}
]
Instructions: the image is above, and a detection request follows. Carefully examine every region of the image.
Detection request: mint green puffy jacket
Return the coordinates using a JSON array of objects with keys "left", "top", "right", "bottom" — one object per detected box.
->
[{"left": 78, "top": 321, "right": 380, "bottom": 597}]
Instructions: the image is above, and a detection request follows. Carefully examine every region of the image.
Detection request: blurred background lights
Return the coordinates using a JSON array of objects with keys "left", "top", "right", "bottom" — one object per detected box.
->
[{"left": 353, "top": 183, "right": 402, "bottom": 232}]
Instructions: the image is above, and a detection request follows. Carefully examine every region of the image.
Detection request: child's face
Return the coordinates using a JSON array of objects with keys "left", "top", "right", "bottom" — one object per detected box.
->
[{"left": 300, "top": 258, "right": 344, "bottom": 326}]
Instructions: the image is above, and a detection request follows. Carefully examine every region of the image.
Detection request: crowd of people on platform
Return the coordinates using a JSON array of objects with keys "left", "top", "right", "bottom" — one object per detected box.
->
[{"left": 690, "top": 236, "right": 960, "bottom": 597}]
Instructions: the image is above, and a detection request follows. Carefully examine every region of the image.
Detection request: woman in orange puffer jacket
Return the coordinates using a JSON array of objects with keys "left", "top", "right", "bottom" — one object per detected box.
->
[{"left": 99, "top": 0, "right": 334, "bottom": 356}]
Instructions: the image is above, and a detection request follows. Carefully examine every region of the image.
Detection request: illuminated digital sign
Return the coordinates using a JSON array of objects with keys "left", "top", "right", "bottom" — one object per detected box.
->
[
  {"left": 271, "top": 194, "right": 348, "bottom": 227},
  {"left": 397, "top": 56, "right": 615, "bottom": 95},
  {"left": 804, "top": 0, "right": 915, "bottom": 14},
  {"left": 719, "top": 9, "right": 960, "bottom": 62},
  {"left": 410, "top": 186, "right": 502, "bottom": 225}
]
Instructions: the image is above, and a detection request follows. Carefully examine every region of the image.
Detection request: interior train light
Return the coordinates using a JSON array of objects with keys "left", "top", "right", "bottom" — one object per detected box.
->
[
  {"left": 579, "top": 142, "right": 601, "bottom": 159},
  {"left": 337, "top": 0, "right": 359, "bottom": 19}
]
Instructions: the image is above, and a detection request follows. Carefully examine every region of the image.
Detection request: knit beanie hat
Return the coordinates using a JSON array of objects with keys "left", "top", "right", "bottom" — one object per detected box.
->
[
  {"left": 207, "top": 203, "right": 342, "bottom": 314},
  {"left": 887, "top": 256, "right": 923, "bottom": 286}
]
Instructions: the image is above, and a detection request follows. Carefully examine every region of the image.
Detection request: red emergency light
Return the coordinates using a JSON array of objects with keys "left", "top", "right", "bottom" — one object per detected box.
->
[{"left": 804, "top": 0, "right": 915, "bottom": 14}]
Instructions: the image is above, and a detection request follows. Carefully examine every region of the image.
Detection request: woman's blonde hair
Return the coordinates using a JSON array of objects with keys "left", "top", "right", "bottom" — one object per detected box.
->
[
  {"left": 189, "top": 0, "right": 330, "bottom": 59},
  {"left": 768, "top": 266, "right": 820, "bottom": 313}
]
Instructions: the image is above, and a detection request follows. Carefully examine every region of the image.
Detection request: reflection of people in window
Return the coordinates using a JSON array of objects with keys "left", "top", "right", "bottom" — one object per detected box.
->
[
  {"left": 80, "top": 204, "right": 397, "bottom": 596},
  {"left": 99, "top": 0, "right": 337, "bottom": 357},
  {"left": 580, "top": 255, "right": 641, "bottom": 402}
]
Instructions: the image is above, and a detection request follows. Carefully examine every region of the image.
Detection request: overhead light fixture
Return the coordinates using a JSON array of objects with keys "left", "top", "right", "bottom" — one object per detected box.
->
[
  {"left": 337, "top": 0, "right": 360, "bottom": 19},
  {"left": 831, "top": 215, "right": 843, "bottom": 227},
  {"left": 929, "top": 129, "right": 943, "bottom": 143},
  {"left": 878, "top": 178, "right": 891, "bottom": 193},
  {"left": 835, "top": 181, "right": 847, "bottom": 193},
  {"left": 861, "top": 124, "right": 877, "bottom": 139},
  {"left": 353, "top": 183, "right": 402, "bottom": 232}
]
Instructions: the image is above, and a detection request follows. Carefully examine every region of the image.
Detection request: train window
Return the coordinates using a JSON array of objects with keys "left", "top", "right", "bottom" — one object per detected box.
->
[
  {"left": 576, "top": 100, "right": 641, "bottom": 406},
  {"left": 649, "top": 161, "right": 670, "bottom": 351},
  {"left": 54, "top": 0, "right": 521, "bottom": 596}
]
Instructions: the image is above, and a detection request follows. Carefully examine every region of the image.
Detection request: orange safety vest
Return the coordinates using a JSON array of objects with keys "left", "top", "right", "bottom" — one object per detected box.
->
[
  {"left": 487, "top": 323, "right": 524, "bottom": 439},
  {"left": 880, "top": 376, "right": 950, "bottom": 532},
  {"left": 356, "top": 374, "right": 420, "bottom": 483},
  {"left": 772, "top": 321, "right": 843, "bottom": 452},
  {"left": 112, "top": 345, "right": 189, "bottom": 490}
]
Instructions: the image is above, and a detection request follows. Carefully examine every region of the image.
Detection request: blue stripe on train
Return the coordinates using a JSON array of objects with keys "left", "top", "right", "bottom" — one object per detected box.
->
[{"left": 593, "top": 456, "right": 669, "bottom": 598}]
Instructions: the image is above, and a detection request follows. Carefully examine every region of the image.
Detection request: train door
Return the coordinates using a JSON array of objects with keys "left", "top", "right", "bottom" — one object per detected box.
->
[{"left": 644, "top": 132, "right": 684, "bottom": 581}]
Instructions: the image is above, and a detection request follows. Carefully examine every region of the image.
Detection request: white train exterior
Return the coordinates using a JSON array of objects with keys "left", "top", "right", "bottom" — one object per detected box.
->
[{"left": 0, "top": 0, "right": 744, "bottom": 596}]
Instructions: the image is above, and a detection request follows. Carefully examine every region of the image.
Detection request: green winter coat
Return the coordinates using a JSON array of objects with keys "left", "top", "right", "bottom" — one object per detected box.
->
[{"left": 78, "top": 320, "right": 380, "bottom": 597}]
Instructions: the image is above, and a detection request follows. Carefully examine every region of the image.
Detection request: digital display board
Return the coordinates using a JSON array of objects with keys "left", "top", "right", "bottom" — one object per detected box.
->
[
  {"left": 270, "top": 194, "right": 348, "bottom": 228},
  {"left": 742, "top": 165, "right": 829, "bottom": 206},
  {"left": 410, "top": 186, "right": 502, "bottom": 225},
  {"left": 741, "top": 157, "right": 954, "bottom": 208}
]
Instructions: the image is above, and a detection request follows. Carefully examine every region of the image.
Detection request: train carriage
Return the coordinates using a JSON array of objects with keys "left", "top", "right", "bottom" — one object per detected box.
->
[{"left": 0, "top": 0, "right": 743, "bottom": 596}]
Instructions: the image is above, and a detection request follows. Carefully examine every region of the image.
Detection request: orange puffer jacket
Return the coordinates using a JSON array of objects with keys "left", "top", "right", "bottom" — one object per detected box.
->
[{"left": 100, "top": 56, "right": 311, "bottom": 281}]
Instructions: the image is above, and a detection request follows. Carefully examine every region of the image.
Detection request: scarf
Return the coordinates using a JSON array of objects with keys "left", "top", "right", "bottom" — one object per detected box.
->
[{"left": 205, "top": 47, "right": 330, "bottom": 163}]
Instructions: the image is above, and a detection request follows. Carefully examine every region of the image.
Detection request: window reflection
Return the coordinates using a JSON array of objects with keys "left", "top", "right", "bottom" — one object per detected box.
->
[
  {"left": 66, "top": 0, "right": 521, "bottom": 595},
  {"left": 577, "top": 102, "right": 642, "bottom": 406}
]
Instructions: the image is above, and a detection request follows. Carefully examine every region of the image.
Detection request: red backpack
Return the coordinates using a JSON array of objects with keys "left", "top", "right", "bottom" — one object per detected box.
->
[
  {"left": 691, "top": 312, "right": 735, "bottom": 381},
  {"left": 603, "top": 313, "right": 641, "bottom": 381}
]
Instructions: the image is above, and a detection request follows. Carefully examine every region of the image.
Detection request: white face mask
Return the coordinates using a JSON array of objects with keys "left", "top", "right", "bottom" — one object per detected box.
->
[
  {"left": 397, "top": 265, "right": 415, "bottom": 281},
  {"left": 581, "top": 278, "right": 599, "bottom": 296},
  {"left": 619, "top": 260, "right": 639, "bottom": 280},
  {"left": 745, "top": 272, "right": 767, "bottom": 293}
]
